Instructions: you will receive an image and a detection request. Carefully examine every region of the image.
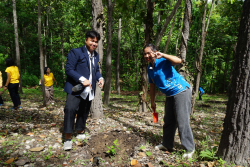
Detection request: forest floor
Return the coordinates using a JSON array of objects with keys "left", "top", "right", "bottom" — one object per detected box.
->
[{"left": 0, "top": 87, "right": 230, "bottom": 167}]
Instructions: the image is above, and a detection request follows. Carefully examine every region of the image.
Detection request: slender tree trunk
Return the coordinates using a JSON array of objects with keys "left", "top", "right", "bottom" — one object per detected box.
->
[
  {"left": 90, "top": 0, "right": 105, "bottom": 118},
  {"left": 44, "top": 17, "right": 47, "bottom": 67},
  {"left": 217, "top": 0, "right": 250, "bottom": 165},
  {"left": 135, "top": 25, "right": 140, "bottom": 84},
  {"left": 103, "top": 0, "right": 116, "bottom": 105},
  {"left": 191, "top": 0, "right": 215, "bottom": 114},
  {"left": 227, "top": 42, "right": 237, "bottom": 95},
  {"left": 163, "top": 12, "right": 177, "bottom": 53},
  {"left": 38, "top": 0, "right": 46, "bottom": 106},
  {"left": 12, "top": 0, "right": 23, "bottom": 93},
  {"left": 23, "top": 27, "right": 27, "bottom": 73},
  {"left": 178, "top": 0, "right": 192, "bottom": 82},
  {"left": 60, "top": 22, "right": 65, "bottom": 81},
  {"left": 175, "top": 14, "right": 184, "bottom": 57},
  {"left": 116, "top": 18, "right": 121, "bottom": 95},
  {"left": 139, "top": 0, "right": 154, "bottom": 112},
  {"left": 222, "top": 46, "right": 231, "bottom": 93},
  {"left": 155, "top": 0, "right": 182, "bottom": 49}
]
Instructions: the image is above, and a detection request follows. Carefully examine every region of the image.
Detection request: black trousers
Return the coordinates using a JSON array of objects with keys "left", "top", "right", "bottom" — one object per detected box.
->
[
  {"left": 199, "top": 92, "right": 204, "bottom": 100},
  {"left": 64, "top": 94, "right": 92, "bottom": 133},
  {"left": 0, "top": 95, "right": 3, "bottom": 104},
  {"left": 8, "top": 83, "right": 21, "bottom": 107}
]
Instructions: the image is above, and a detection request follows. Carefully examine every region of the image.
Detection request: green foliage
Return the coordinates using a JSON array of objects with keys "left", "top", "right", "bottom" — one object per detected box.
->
[
  {"left": 0, "top": 0, "right": 244, "bottom": 94},
  {"left": 139, "top": 145, "right": 146, "bottom": 150},
  {"left": 199, "top": 146, "right": 217, "bottom": 160},
  {"left": 21, "top": 72, "right": 39, "bottom": 87},
  {"left": 217, "top": 158, "right": 226, "bottom": 166},
  {"left": 43, "top": 146, "right": 53, "bottom": 160},
  {"left": 106, "top": 139, "right": 120, "bottom": 156},
  {"left": 146, "top": 151, "right": 152, "bottom": 156}
]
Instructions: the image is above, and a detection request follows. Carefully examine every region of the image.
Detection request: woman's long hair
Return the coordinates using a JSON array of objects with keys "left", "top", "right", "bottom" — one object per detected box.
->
[{"left": 44, "top": 67, "right": 49, "bottom": 74}]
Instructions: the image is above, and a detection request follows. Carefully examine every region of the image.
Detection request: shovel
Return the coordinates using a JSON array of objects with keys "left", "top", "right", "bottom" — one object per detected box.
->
[
  {"left": 152, "top": 109, "right": 158, "bottom": 123},
  {"left": 146, "top": 102, "right": 158, "bottom": 123}
]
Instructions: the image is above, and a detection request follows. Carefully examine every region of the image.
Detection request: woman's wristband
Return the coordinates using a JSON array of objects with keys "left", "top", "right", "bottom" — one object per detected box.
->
[{"left": 4, "top": 85, "right": 7, "bottom": 87}]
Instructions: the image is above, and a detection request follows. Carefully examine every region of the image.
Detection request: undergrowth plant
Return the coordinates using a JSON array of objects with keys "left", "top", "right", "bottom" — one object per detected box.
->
[
  {"left": 199, "top": 146, "right": 226, "bottom": 166},
  {"left": 106, "top": 139, "right": 120, "bottom": 156},
  {"left": 199, "top": 146, "right": 217, "bottom": 160}
]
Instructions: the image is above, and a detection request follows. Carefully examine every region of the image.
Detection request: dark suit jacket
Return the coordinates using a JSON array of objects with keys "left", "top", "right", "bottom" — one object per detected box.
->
[{"left": 64, "top": 46, "right": 102, "bottom": 96}]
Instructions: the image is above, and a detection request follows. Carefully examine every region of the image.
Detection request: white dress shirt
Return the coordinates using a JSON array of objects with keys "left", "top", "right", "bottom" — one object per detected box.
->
[{"left": 79, "top": 46, "right": 103, "bottom": 101}]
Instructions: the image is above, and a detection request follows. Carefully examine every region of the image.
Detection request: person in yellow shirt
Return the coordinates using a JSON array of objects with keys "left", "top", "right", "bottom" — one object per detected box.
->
[
  {"left": 39, "top": 67, "right": 57, "bottom": 105},
  {"left": 0, "top": 58, "right": 21, "bottom": 110},
  {"left": 0, "top": 71, "right": 4, "bottom": 106}
]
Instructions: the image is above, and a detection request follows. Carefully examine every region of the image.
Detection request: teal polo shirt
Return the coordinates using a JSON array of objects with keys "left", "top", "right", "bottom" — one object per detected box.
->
[{"left": 147, "top": 58, "right": 190, "bottom": 96}]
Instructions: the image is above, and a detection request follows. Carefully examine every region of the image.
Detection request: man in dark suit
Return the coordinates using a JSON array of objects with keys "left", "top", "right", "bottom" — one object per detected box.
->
[{"left": 63, "top": 31, "right": 104, "bottom": 150}]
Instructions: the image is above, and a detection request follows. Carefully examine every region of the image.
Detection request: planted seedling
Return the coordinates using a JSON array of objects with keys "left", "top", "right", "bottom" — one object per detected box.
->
[{"left": 106, "top": 139, "right": 120, "bottom": 156}]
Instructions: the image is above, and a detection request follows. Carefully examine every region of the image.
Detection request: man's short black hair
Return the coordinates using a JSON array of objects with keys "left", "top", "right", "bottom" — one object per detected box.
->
[
  {"left": 143, "top": 43, "right": 157, "bottom": 54},
  {"left": 5, "top": 58, "right": 15, "bottom": 67},
  {"left": 85, "top": 31, "right": 101, "bottom": 41}
]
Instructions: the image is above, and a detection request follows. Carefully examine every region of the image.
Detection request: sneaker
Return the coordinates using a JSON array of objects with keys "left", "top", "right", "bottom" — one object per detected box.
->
[
  {"left": 0, "top": 104, "right": 3, "bottom": 106},
  {"left": 183, "top": 150, "right": 195, "bottom": 159},
  {"left": 155, "top": 144, "right": 174, "bottom": 152},
  {"left": 63, "top": 140, "right": 72, "bottom": 150},
  {"left": 76, "top": 134, "right": 86, "bottom": 140},
  {"left": 19, "top": 106, "right": 22, "bottom": 109},
  {"left": 155, "top": 144, "right": 168, "bottom": 151}
]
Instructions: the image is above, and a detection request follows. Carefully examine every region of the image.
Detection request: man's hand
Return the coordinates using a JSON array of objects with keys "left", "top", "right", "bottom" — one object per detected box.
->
[
  {"left": 0, "top": 91, "right": 3, "bottom": 95},
  {"left": 82, "top": 80, "right": 92, "bottom": 90},
  {"left": 151, "top": 103, "right": 156, "bottom": 112},
  {"left": 98, "top": 79, "right": 104, "bottom": 89}
]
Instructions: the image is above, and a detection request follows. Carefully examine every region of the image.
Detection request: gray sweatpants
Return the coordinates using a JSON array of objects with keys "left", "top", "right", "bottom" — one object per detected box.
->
[{"left": 162, "top": 88, "right": 195, "bottom": 152}]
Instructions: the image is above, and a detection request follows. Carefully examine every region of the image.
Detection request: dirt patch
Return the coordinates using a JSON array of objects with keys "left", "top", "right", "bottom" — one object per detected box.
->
[{"left": 87, "top": 131, "right": 146, "bottom": 163}]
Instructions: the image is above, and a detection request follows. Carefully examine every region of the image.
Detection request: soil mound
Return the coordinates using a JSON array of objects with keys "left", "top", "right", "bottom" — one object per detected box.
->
[{"left": 88, "top": 131, "right": 146, "bottom": 163}]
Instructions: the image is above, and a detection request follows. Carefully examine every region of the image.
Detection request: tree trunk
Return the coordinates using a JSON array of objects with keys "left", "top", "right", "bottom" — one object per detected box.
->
[
  {"left": 135, "top": 25, "right": 140, "bottom": 84},
  {"left": 191, "top": 0, "right": 215, "bottom": 114},
  {"left": 103, "top": 0, "right": 116, "bottom": 105},
  {"left": 43, "top": 12, "right": 48, "bottom": 67},
  {"left": 178, "top": 0, "right": 192, "bottom": 83},
  {"left": 38, "top": 0, "right": 46, "bottom": 106},
  {"left": 175, "top": 15, "right": 184, "bottom": 57},
  {"left": 60, "top": 22, "right": 65, "bottom": 81},
  {"left": 90, "top": 0, "right": 105, "bottom": 118},
  {"left": 116, "top": 18, "right": 121, "bottom": 95},
  {"left": 155, "top": 0, "right": 182, "bottom": 49},
  {"left": 217, "top": 0, "right": 250, "bottom": 165},
  {"left": 163, "top": 12, "right": 177, "bottom": 54},
  {"left": 12, "top": 0, "right": 23, "bottom": 93},
  {"left": 139, "top": 0, "right": 154, "bottom": 112},
  {"left": 222, "top": 45, "right": 231, "bottom": 93}
]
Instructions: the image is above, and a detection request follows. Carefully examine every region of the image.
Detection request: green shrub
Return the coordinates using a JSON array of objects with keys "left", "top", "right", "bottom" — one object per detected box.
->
[{"left": 21, "top": 73, "right": 39, "bottom": 87}]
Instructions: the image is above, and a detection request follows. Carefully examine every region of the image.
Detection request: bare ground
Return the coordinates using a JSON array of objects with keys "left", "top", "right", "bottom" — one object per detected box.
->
[{"left": 0, "top": 89, "right": 228, "bottom": 167}]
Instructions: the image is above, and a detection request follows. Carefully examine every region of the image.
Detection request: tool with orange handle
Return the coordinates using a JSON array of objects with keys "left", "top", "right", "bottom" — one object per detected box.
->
[{"left": 152, "top": 109, "right": 158, "bottom": 123}]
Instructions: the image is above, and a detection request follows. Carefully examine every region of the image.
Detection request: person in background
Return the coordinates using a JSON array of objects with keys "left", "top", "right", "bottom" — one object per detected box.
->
[
  {"left": 63, "top": 30, "right": 104, "bottom": 150},
  {"left": 199, "top": 87, "right": 205, "bottom": 100},
  {"left": 143, "top": 44, "right": 195, "bottom": 159},
  {"left": 0, "top": 58, "right": 21, "bottom": 110},
  {"left": 0, "top": 71, "right": 4, "bottom": 106},
  {"left": 39, "top": 67, "right": 57, "bottom": 105}
]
